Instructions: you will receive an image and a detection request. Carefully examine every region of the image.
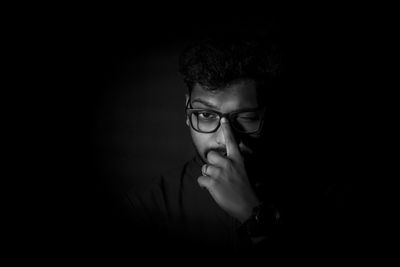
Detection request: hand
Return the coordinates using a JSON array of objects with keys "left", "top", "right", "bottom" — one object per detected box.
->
[{"left": 198, "top": 117, "right": 261, "bottom": 223}]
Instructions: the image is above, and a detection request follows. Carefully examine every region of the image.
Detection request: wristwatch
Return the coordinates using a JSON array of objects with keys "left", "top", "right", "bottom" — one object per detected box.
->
[{"left": 244, "top": 203, "right": 281, "bottom": 238}]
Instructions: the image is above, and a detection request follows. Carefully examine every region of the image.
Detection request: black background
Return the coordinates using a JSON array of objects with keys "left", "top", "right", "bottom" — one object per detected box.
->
[{"left": 8, "top": 4, "right": 384, "bottom": 261}]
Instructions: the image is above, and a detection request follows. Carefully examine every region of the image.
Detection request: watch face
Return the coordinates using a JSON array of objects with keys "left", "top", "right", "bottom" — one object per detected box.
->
[
  {"left": 246, "top": 204, "right": 280, "bottom": 237},
  {"left": 246, "top": 217, "right": 259, "bottom": 237}
]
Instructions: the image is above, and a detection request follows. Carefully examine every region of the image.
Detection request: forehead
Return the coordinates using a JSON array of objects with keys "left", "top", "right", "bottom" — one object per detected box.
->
[{"left": 190, "top": 80, "right": 258, "bottom": 111}]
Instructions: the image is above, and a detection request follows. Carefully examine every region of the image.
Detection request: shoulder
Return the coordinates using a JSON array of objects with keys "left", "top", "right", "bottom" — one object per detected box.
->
[{"left": 124, "top": 157, "right": 197, "bottom": 211}]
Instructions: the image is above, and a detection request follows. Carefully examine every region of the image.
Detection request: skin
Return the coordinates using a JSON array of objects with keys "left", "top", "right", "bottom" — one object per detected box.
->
[{"left": 186, "top": 80, "right": 262, "bottom": 223}]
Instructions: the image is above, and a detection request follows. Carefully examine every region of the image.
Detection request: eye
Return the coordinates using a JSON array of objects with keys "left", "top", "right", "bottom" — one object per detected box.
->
[
  {"left": 237, "top": 116, "right": 258, "bottom": 122},
  {"left": 198, "top": 111, "right": 218, "bottom": 120},
  {"left": 236, "top": 113, "right": 260, "bottom": 122}
]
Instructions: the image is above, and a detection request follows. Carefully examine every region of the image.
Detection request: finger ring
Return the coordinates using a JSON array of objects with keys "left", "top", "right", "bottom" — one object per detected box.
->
[{"left": 202, "top": 164, "right": 208, "bottom": 176}]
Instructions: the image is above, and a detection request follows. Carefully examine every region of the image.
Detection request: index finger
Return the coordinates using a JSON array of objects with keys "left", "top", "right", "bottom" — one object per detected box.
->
[{"left": 220, "top": 117, "right": 241, "bottom": 161}]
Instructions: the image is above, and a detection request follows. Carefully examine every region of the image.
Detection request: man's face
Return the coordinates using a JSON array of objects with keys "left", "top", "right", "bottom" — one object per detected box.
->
[{"left": 186, "top": 80, "right": 264, "bottom": 165}]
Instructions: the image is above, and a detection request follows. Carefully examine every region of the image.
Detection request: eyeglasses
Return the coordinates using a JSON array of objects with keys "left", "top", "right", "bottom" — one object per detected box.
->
[{"left": 186, "top": 100, "right": 266, "bottom": 134}]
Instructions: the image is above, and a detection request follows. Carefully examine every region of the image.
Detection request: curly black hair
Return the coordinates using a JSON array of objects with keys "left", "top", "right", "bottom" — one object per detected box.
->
[{"left": 178, "top": 32, "right": 281, "bottom": 104}]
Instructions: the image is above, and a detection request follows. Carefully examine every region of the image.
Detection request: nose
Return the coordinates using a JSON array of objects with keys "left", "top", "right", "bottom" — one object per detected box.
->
[
  {"left": 215, "top": 119, "right": 242, "bottom": 149},
  {"left": 215, "top": 122, "right": 226, "bottom": 146}
]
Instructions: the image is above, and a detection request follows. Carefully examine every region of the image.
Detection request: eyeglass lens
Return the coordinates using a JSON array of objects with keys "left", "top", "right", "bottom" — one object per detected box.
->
[{"left": 190, "top": 110, "right": 261, "bottom": 133}]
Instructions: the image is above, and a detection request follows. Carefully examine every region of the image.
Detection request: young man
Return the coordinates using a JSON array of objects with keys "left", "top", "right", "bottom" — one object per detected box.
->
[{"left": 123, "top": 34, "right": 285, "bottom": 258}]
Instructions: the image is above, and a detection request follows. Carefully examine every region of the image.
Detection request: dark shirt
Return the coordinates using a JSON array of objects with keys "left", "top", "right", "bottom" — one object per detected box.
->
[
  {"left": 123, "top": 154, "right": 284, "bottom": 258},
  {"left": 120, "top": 153, "right": 354, "bottom": 262}
]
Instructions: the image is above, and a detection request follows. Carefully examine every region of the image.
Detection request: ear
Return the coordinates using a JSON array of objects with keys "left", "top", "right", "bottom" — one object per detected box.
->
[{"left": 185, "top": 94, "right": 190, "bottom": 127}]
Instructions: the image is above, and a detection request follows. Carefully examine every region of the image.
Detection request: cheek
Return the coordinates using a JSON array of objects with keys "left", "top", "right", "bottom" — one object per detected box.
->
[
  {"left": 239, "top": 143, "right": 254, "bottom": 156},
  {"left": 238, "top": 136, "right": 261, "bottom": 156},
  {"left": 191, "top": 130, "right": 204, "bottom": 146},
  {"left": 190, "top": 130, "right": 210, "bottom": 152}
]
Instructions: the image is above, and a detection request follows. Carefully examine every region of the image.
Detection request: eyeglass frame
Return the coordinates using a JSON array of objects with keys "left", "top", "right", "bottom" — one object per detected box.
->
[{"left": 185, "top": 99, "right": 266, "bottom": 134}]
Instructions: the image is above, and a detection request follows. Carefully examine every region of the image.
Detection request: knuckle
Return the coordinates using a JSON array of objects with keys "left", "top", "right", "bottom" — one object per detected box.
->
[
  {"left": 212, "top": 167, "right": 221, "bottom": 178},
  {"left": 221, "top": 159, "right": 230, "bottom": 169},
  {"left": 198, "top": 176, "right": 211, "bottom": 188},
  {"left": 208, "top": 178, "right": 217, "bottom": 187}
]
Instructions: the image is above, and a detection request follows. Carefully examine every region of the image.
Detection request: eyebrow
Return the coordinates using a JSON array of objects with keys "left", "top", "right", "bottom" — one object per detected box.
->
[
  {"left": 191, "top": 98, "right": 219, "bottom": 109},
  {"left": 191, "top": 98, "right": 262, "bottom": 113}
]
